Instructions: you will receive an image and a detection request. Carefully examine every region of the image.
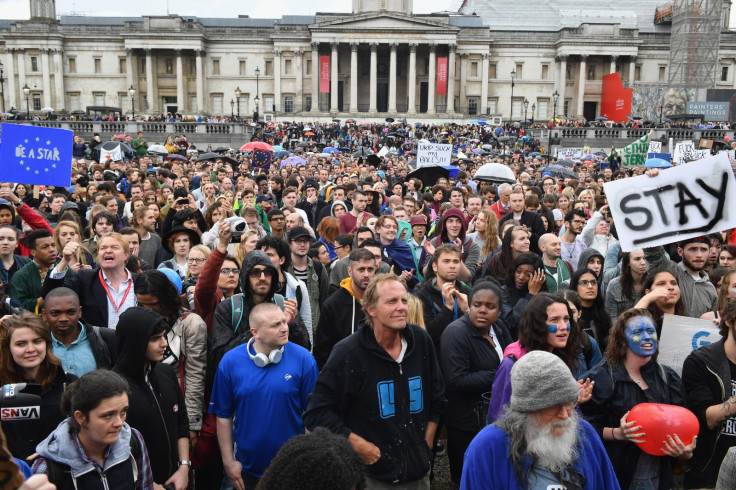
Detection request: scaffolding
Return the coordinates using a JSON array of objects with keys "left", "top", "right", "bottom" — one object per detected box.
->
[{"left": 667, "top": 0, "right": 722, "bottom": 89}]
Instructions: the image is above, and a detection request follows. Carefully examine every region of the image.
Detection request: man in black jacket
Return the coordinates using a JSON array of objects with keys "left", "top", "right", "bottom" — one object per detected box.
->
[
  {"left": 314, "top": 248, "right": 376, "bottom": 369},
  {"left": 295, "top": 180, "right": 328, "bottom": 229},
  {"left": 43, "top": 287, "right": 117, "bottom": 377},
  {"left": 304, "top": 273, "right": 446, "bottom": 487}
]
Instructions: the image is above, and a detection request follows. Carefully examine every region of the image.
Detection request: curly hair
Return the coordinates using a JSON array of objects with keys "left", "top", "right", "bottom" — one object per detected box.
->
[
  {"left": 517, "top": 293, "right": 580, "bottom": 369},
  {"left": 604, "top": 308, "right": 656, "bottom": 367}
]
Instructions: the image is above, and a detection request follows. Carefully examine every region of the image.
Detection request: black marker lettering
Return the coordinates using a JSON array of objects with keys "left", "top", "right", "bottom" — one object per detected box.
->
[
  {"left": 620, "top": 193, "right": 653, "bottom": 231},
  {"left": 642, "top": 185, "right": 673, "bottom": 226},
  {"left": 675, "top": 182, "right": 708, "bottom": 225}
]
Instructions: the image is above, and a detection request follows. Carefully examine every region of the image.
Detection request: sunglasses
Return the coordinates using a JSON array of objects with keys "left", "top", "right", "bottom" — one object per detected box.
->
[{"left": 248, "top": 268, "right": 275, "bottom": 279}]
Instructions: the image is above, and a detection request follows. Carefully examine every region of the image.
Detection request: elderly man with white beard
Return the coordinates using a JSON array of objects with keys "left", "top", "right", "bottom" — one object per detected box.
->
[{"left": 461, "top": 351, "right": 619, "bottom": 490}]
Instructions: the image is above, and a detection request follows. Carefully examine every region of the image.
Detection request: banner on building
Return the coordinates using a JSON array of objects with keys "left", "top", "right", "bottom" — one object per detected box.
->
[
  {"left": 0, "top": 123, "right": 73, "bottom": 186},
  {"left": 603, "top": 152, "right": 736, "bottom": 251},
  {"left": 436, "top": 57, "right": 448, "bottom": 95},
  {"left": 319, "top": 55, "right": 330, "bottom": 94},
  {"left": 600, "top": 73, "right": 632, "bottom": 123},
  {"left": 620, "top": 131, "right": 652, "bottom": 167},
  {"left": 686, "top": 101, "right": 730, "bottom": 122}
]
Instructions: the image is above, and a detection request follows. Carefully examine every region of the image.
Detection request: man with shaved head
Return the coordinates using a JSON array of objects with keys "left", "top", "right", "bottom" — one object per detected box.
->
[{"left": 539, "top": 233, "right": 573, "bottom": 292}]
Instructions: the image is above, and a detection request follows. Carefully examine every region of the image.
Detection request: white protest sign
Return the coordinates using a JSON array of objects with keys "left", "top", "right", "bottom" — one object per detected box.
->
[
  {"left": 658, "top": 314, "right": 720, "bottom": 376},
  {"left": 673, "top": 141, "right": 698, "bottom": 165},
  {"left": 416, "top": 143, "right": 452, "bottom": 167},
  {"left": 648, "top": 141, "right": 662, "bottom": 153},
  {"left": 556, "top": 148, "right": 583, "bottom": 160},
  {"left": 603, "top": 152, "right": 736, "bottom": 251}
]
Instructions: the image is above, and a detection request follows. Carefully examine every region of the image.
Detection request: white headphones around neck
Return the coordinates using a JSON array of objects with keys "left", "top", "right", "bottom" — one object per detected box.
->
[{"left": 247, "top": 337, "right": 283, "bottom": 368}]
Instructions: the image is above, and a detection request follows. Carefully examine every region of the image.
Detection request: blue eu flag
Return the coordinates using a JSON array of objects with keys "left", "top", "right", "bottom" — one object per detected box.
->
[
  {"left": 0, "top": 124, "right": 73, "bottom": 186},
  {"left": 252, "top": 148, "right": 272, "bottom": 169}
]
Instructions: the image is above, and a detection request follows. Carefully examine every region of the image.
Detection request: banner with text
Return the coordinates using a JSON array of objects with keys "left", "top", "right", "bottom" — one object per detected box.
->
[
  {"left": 556, "top": 148, "right": 583, "bottom": 160},
  {"left": 437, "top": 57, "right": 448, "bottom": 95},
  {"left": 600, "top": 73, "right": 633, "bottom": 123},
  {"left": 417, "top": 143, "right": 452, "bottom": 167},
  {"left": 0, "top": 123, "right": 73, "bottom": 186},
  {"left": 659, "top": 314, "right": 720, "bottom": 376},
  {"left": 621, "top": 131, "right": 652, "bottom": 167},
  {"left": 603, "top": 152, "right": 736, "bottom": 251},
  {"left": 673, "top": 141, "right": 709, "bottom": 165},
  {"left": 686, "top": 101, "right": 730, "bottom": 122},
  {"left": 319, "top": 55, "right": 330, "bottom": 93}
]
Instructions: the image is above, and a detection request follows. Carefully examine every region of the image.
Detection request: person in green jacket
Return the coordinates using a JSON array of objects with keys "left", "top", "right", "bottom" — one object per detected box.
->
[{"left": 539, "top": 233, "right": 573, "bottom": 293}]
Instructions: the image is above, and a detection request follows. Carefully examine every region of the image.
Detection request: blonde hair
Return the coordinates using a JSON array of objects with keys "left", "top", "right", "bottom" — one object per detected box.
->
[
  {"left": 477, "top": 209, "right": 500, "bottom": 257},
  {"left": 54, "top": 220, "right": 89, "bottom": 266},
  {"left": 234, "top": 228, "right": 259, "bottom": 265},
  {"left": 407, "top": 294, "right": 426, "bottom": 328}
]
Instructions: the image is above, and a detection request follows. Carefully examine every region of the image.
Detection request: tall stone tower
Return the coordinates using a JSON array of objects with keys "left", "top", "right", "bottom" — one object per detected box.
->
[
  {"left": 352, "top": 0, "right": 414, "bottom": 15},
  {"left": 30, "top": 0, "right": 56, "bottom": 20}
]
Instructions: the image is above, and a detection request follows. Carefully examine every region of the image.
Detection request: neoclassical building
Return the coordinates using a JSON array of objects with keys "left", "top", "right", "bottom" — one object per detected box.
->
[{"left": 2, "top": 0, "right": 736, "bottom": 122}]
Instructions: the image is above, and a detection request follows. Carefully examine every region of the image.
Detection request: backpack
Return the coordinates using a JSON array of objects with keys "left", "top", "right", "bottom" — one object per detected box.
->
[
  {"left": 230, "top": 293, "right": 287, "bottom": 333},
  {"left": 45, "top": 430, "right": 141, "bottom": 486}
]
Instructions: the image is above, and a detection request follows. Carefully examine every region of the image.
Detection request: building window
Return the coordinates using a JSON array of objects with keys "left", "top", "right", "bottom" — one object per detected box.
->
[
  {"left": 306, "top": 59, "right": 312, "bottom": 75},
  {"left": 190, "top": 61, "right": 196, "bottom": 76},
  {"left": 511, "top": 99, "right": 522, "bottom": 119},
  {"left": 563, "top": 100, "right": 570, "bottom": 117},
  {"left": 32, "top": 94, "right": 41, "bottom": 111},
  {"left": 265, "top": 96, "right": 274, "bottom": 112},
  {"left": 515, "top": 64, "right": 523, "bottom": 79},
  {"left": 541, "top": 65, "right": 549, "bottom": 80},
  {"left": 239, "top": 60, "right": 246, "bottom": 76},
  {"left": 306, "top": 95, "right": 312, "bottom": 111},
  {"left": 487, "top": 98, "right": 497, "bottom": 115},
  {"left": 471, "top": 62, "right": 478, "bottom": 78},
  {"left": 538, "top": 99, "right": 549, "bottom": 119},
  {"left": 190, "top": 95, "right": 198, "bottom": 112},
  {"left": 635, "top": 65, "right": 641, "bottom": 81},
  {"left": 722, "top": 66, "right": 729, "bottom": 82},
  {"left": 265, "top": 60, "right": 273, "bottom": 76},
  {"left": 93, "top": 93, "right": 105, "bottom": 106},
  {"left": 141, "top": 58, "right": 146, "bottom": 74},
  {"left": 212, "top": 59, "right": 220, "bottom": 75},
  {"left": 143, "top": 95, "right": 149, "bottom": 111},
  {"left": 94, "top": 58, "right": 101, "bottom": 74},
  {"left": 658, "top": 66, "right": 666, "bottom": 82},
  {"left": 118, "top": 92, "right": 127, "bottom": 112},
  {"left": 166, "top": 59, "right": 173, "bottom": 74},
  {"left": 284, "top": 96, "right": 294, "bottom": 113},
  {"left": 68, "top": 93, "right": 80, "bottom": 110},
  {"left": 119, "top": 58, "right": 127, "bottom": 74},
  {"left": 31, "top": 56, "right": 39, "bottom": 72},
  {"left": 212, "top": 95, "right": 223, "bottom": 114},
  {"left": 489, "top": 63, "right": 497, "bottom": 79},
  {"left": 68, "top": 57, "right": 76, "bottom": 73},
  {"left": 285, "top": 59, "right": 292, "bottom": 76},
  {"left": 566, "top": 65, "right": 571, "bottom": 81},
  {"left": 468, "top": 99, "right": 478, "bottom": 115}
]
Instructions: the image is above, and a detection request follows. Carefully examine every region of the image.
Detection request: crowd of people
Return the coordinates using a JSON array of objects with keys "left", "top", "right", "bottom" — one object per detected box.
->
[{"left": 1, "top": 119, "right": 736, "bottom": 490}]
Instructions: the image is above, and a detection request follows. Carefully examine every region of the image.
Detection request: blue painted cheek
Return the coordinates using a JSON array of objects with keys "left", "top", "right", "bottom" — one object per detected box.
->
[{"left": 547, "top": 324, "right": 558, "bottom": 333}]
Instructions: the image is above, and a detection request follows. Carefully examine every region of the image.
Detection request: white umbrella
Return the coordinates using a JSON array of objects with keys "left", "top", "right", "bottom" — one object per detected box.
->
[
  {"left": 147, "top": 145, "right": 169, "bottom": 155},
  {"left": 40, "top": 107, "right": 55, "bottom": 112},
  {"left": 474, "top": 163, "right": 517, "bottom": 184}
]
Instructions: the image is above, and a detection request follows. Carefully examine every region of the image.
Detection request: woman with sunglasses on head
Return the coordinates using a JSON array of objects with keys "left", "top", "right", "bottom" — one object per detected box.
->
[{"left": 581, "top": 308, "right": 695, "bottom": 490}]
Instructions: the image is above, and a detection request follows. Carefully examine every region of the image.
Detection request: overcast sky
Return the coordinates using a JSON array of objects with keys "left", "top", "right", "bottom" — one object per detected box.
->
[{"left": 0, "top": 0, "right": 456, "bottom": 19}]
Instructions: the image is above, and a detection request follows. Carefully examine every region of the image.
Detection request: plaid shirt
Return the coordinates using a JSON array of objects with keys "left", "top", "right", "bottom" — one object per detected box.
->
[{"left": 33, "top": 426, "right": 154, "bottom": 489}]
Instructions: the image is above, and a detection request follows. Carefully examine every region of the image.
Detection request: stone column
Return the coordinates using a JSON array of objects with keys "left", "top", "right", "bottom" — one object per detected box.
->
[
  {"left": 329, "top": 44, "right": 338, "bottom": 114},
  {"left": 195, "top": 50, "right": 205, "bottom": 113},
  {"left": 459, "top": 53, "right": 468, "bottom": 112},
  {"left": 17, "top": 50, "right": 26, "bottom": 111},
  {"left": 175, "top": 50, "right": 184, "bottom": 112},
  {"left": 628, "top": 56, "right": 637, "bottom": 88},
  {"left": 577, "top": 54, "right": 587, "bottom": 118},
  {"left": 5, "top": 49, "right": 16, "bottom": 110},
  {"left": 145, "top": 49, "right": 154, "bottom": 113},
  {"left": 407, "top": 43, "right": 417, "bottom": 114},
  {"left": 388, "top": 43, "right": 397, "bottom": 113},
  {"left": 556, "top": 55, "right": 567, "bottom": 99},
  {"left": 350, "top": 43, "right": 358, "bottom": 113},
  {"left": 427, "top": 44, "right": 436, "bottom": 114},
  {"left": 369, "top": 43, "right": 378, "bottom": 113},
  {"left": 609, "top": 55, "right": 617, "bottom": 74},
  {"left": 447, "top": 44, "right": 456, "bottom": 113},
  {"left": 296, "top": 50, "right": 304, "bottom": 111},
  {"left": 311, "top": 42, "right": 320, "bottom": 113},
  {"left": 41, "top": 49, "right": 51, "bottom": 108},
  {"left": 126, "top": 49, "right": 134, "bottom": 89},
  {"left": 52, "top": 49, "right": 64, "bottom": 111},
  {"left": 274, "top": 48, "right": 283, "bottom": 113},
  {"left": 480, "top": 52, "right": 490, "bottom": 115}
]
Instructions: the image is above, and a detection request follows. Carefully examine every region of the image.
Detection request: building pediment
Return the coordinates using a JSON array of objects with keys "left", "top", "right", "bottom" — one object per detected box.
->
[{"left": 313, "top": 12, "right": 458, "bottom": 33}]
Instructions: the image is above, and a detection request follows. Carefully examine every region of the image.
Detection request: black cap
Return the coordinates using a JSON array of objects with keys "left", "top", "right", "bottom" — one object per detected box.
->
[{"left": 288, "top": 226, "right": 312, "bottom": 241}]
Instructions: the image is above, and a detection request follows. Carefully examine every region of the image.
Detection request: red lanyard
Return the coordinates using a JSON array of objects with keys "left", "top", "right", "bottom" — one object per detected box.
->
[{"left": 98, "top": 269, "right": 133, "bottom": 313}]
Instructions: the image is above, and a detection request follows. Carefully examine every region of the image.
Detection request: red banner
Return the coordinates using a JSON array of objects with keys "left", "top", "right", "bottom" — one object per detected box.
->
[
  {"left": 436, "top": 57, "right": 448, "bottom": 95},
  {"left": 601, "top": 73, "right": 632, "bottom": 123},
  {"left": 319, "top": 55, "right": 330, "bottom": 94}
]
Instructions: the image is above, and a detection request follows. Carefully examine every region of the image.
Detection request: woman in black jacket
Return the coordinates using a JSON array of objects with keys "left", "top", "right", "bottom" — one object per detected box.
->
[
  {"left": 113, "top": 307, "right": 190, "bottom": 490},
  {"left": 439, "top": 279, "right": 512, "bottom": 485}
]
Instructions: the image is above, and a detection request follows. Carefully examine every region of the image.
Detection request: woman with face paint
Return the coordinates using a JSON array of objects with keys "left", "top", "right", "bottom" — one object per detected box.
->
[
  {"left": 635, "top": 270, "right": 686, "bottom": 336},
  {"left": 487, "top": 293, "right": 593, "bottom": 424},
  {"left": 580, "top": 308, "right": 695, "bottom": 490}
]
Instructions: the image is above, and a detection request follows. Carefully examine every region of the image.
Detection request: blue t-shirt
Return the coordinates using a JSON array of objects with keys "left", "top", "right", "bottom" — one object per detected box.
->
[{"left": 209, "top": 342, "right": 318, "bottom": 477}]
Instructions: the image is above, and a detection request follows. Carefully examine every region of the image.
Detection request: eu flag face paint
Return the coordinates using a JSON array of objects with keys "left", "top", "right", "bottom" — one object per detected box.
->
[
  {"left": 548, "top": 323, "right": 570, "bottom": 334},
  {"left": 625, "top": 316, "right": 658, "bottom": 357}
]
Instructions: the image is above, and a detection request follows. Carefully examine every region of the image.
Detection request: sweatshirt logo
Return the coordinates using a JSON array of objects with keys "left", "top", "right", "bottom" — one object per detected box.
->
[{"left": 376, "top": 376, "right": 423, "bottom": 419}]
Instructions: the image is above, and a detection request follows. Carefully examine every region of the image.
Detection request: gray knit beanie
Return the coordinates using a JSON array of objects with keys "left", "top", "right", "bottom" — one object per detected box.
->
[{"left": 509, "top": 351, "right": 580, "bottom": 413}]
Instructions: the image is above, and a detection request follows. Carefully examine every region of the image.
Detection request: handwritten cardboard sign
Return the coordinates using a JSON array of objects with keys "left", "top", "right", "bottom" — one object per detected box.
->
[
  {"left": 648, "top": 141, "right": 662, "bottom": 153},
  {"left": 556, "top": 148, "right": 582, "bottom": 160},
  {"left": 603, "top": 153, "right": 736, "bottom": 251},
  {"left": 416, "top": 143, "right": 452, "bottom": 167},
  {"left": 658, "top": 314, "right": 720, "bottom": 376}
]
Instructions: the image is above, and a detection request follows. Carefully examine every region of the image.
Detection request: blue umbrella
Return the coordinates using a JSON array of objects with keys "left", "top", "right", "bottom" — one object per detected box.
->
[
  {"left": 323, "top": 147, "right": 340, "bottom": 154},
  {"left": 645, "top": 158, "right": 672, "bottom": 169},
  {"left": 441, "top": 165, "right": 461, "bottom": 179},
  {"left": 274, "top": 150, "right": 290, "bottom": 159},
  {"left": 494, "top": 126, "right": 505, "bottom": 136}
]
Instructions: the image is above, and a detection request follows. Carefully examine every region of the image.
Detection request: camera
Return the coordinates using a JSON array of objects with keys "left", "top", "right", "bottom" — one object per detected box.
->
[{"left": 224, "top": 216, "right": 247, "bottom": 243}]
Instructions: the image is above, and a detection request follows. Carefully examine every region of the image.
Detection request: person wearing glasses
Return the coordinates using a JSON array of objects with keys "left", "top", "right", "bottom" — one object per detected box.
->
[
  {"left": 570, "top": 268, "right": 613, "bottom": 351},
  {"left": 581, "top": 309, "right": 694, "bottom": 490},
  {"left": 559, "top": 209, "right": 588, "bottom": 273}
]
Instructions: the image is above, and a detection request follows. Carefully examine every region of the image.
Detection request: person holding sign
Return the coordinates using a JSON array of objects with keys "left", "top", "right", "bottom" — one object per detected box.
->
[{"left": 581, "top": 308, "right": 694, "bottom": 490}]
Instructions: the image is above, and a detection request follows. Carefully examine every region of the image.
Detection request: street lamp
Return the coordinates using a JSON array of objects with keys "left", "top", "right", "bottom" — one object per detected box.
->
[
  {"left": 550, "top": 90, "right": 560, "bottom": 154},
  {"left": 128, "top": 84, "right": 136, "bottom": 119},
  {"left": 235, "top": 86, "right": 241, "bottom": 119},
  {"left": 230, "top": 99, "right": 234, "bottom": 118},
  {"left": 254, "top": 66, "right": 260, "bottom": 123},
  {"left": 509, "top": 69, "right": 516, "bottom": 122},
  {"left": 531, "top": 103, "right": 536, "bottom": 124},
  {"left": 23, "top": 83, "right": 30, "bottom": 117},
  {"left": 0, "top": 61, "right": 5, "bottom": 113},
  {"left": 523, "top": 98, "right": 529, "bottom": 125}
]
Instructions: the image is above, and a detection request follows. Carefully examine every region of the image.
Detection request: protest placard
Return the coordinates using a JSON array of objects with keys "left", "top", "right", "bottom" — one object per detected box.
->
[
  {"left": 648, "top": 141, "right": 662, "bottom": 153},
  {"left": 556, "top": 148, "right": 582, "bottom": 160},
  {"left": 673, "top": 141, "right": 699, "bottom": 165},
  {"left": 621, "top": 131, "right": 652, "bottom": 167},
  {"left": 603, "top": 152, "right": 736, "bottom": 251},
  {"left": 658, "top": 314, "right": 720, "bottom": 376},
  {"left": 0, "top": 124, "right": 73, "bottom": 187},
  {"left": 416, "top": 143, "right": 452, "bottom": 167}
]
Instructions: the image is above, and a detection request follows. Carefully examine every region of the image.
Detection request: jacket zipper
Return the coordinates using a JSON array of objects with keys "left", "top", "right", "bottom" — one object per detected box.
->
[
  {"left": 701, "top": 365, "right": 727, "bottom": 472},
  {"left": 146, "top": 376, "right": 174, "bottom": 477}
]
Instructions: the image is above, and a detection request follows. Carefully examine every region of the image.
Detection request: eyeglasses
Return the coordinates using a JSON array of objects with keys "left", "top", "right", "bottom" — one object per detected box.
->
[
  {"left": 248, "top": 268, "right": 275, "bottom": 278},
  {"left": 334, "top": 245, "right": 348, "bottom": 251},
  {"left": 186, "top": 257, "right": 206, "bottom": 264},
  {"left": 578, "top": 280, "right": 598, "bottom": 288},
  {"left": 220, "top": 268, "right": 240, "bottom": 276},
  {"left": 292, "top": 237, "right": 311, "bottom": 245},
  {"left": 571, "top": 220, "right": 586, "bottom": 225}
]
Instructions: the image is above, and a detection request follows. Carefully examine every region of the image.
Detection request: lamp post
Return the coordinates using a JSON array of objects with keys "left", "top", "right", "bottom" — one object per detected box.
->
[
  {"left": 531, "top": 102, "right": 536, "bottom": 124},
  {"left": 658, "top": 103, "right": 663, "bottom": 124},
  {"left": 128, "top": 84, "right": 136, "bottom": 119},
  {"left": 0, "top": 61, "right": 5, "bottom": 113},
  {"left": 509, "top": 69, "right": 516, "bottom": 122},
  {"left": 254, "top": 67, "right": 260, "bottom": 123},
  {"left": 230, "top": 99, "right": 234, "bottom": 118},
  {"left": 23, "top": 83, "right": 30, "bottom": 117},
  {"left": 523, "top": 98, "right": 529, "bottom": 126},
  {"left": 235, "top": 86, "right": 241, "bottom": 119},
  {"left": 550, "top": 90, "right": 559, "bottom": 154}
]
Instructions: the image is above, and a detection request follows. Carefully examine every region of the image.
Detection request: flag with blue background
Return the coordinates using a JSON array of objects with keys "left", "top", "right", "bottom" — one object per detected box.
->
[{"left": 0, "top": 123, "right": 73, "bottom": 186}]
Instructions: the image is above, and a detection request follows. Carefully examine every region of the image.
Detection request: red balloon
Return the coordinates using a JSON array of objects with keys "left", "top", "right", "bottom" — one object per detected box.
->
[
  {"left": 628, "top": 403, "right": 699, "bottom": 456},
  {"left": 725, "top": 136, "right": 731, "bottom": 142}
]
